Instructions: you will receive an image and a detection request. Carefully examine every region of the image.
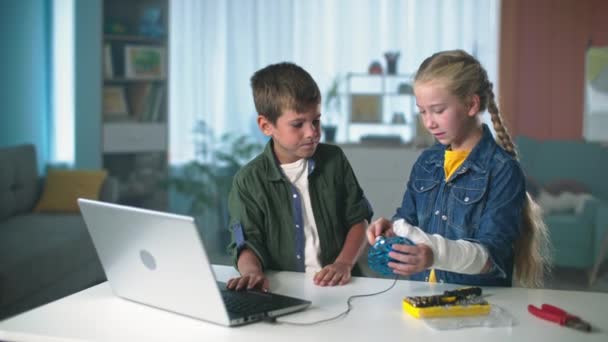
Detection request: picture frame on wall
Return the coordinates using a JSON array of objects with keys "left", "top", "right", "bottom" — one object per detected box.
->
[
  {"left": 124, "top": 45, "right": 166, "bottom": 79},
  {"left": 350, "top": 94, "right": 383, "bottom": 123},
  {"left": 103, "top": 86, "right": 129, "bottom": 119}
]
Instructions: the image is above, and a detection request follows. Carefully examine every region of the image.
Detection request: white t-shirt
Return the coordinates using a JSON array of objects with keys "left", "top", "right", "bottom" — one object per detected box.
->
[{"left": 280, "top": 159, "right": 322, "bottom": 273}]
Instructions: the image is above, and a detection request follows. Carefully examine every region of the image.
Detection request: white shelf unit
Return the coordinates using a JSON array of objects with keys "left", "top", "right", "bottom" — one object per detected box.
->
[{"left": 345, "top": 73, "right": 417, "bottom": 143}]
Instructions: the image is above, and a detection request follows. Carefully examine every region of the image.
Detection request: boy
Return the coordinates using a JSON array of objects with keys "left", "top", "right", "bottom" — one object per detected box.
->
[{"left": 226, "top": 62, "right": 373, "bottom": 292}]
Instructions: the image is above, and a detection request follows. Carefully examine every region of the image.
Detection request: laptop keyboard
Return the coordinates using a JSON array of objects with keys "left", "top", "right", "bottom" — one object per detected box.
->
[{"left": 221, "top": 290, "right": 278, "bottom": 314}]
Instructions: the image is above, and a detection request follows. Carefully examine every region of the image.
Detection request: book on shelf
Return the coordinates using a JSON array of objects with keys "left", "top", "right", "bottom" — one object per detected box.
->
[
  {"left": 126, "top": 83, "right": 150, "bottom": 120},
  {"left": 103, "top": 85, "right": 128, "bottom": 120},
  {"left": 126, "top": 83, "right": 165, "bottom": 122},
  {"left": 104, "top": 44, "right": 114, "bottom": 78},
  {"left": 148, "top": 85, "right": 165, "bottom": 122}
]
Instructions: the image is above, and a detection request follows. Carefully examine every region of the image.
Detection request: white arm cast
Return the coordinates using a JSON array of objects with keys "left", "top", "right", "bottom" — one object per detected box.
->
[{"left": 392, "top": 219, "right": 489, "bottom": 274}]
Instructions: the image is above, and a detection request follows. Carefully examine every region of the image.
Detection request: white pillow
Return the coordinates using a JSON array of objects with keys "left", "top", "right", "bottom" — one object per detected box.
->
[{"left": 536, "top": 190, "right": 594, "bottom": 215}]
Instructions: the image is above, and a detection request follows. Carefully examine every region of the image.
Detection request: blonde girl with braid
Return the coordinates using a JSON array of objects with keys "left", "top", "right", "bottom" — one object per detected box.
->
[{"left": 367, "top": 50, "right": 550, "bottom": 287}]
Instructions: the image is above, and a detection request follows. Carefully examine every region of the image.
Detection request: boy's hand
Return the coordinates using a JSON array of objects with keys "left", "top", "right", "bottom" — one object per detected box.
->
[
  {"left": 230, "top": 248, "right": 269, "bottom": 291},
  {"left": 366, "top": 217, "right": 395, "bottom": 244},
  {"left": 387, "top": 243, "right": 434, "bottom": 276},
  {"left": 313, "top": 262, "right": 352, "bottom": 286},
  {"left": 226, "top": 271, "right": 270, "bottom": 292}
]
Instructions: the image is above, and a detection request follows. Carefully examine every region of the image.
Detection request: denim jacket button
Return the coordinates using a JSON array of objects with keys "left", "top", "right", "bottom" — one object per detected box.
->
[
  {"left": 464, "top": 196, "right": 470, "bottom": 202},
  {"left": 420, "top": 186, "right": 425, "bottom": 190},
  {"left": 441, "top": 215, "right": 447, "bottom": 221},
  {"left": 434, "top": 210, "right": 440, "bottom": 215}
]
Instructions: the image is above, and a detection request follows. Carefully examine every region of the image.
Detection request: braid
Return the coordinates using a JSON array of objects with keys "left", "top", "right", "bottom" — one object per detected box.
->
[
  {"left": 480, "top": 63, "right": 552, "bottom": 287},
  {"left": 514, "top": 194, "right": 552, "bottom": 287},
  {"left": 485, "top": 83, "right": 552, "bottom": 287},
  {"left": 484, "top": 82, "right": 552, "bottom": 287},
  {"left": 485, "top": 83, "right": 518, "bottom": 158}
]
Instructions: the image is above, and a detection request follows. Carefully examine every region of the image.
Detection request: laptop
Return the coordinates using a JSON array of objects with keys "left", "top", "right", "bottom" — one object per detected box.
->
[{"left": 78, "top": 198, "right": 311, "bottom": 326}]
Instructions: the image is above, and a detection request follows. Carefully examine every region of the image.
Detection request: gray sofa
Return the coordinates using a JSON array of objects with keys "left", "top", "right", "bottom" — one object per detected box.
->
[{"left": 0, "top": 144, "right": 117, "bottom": 319}]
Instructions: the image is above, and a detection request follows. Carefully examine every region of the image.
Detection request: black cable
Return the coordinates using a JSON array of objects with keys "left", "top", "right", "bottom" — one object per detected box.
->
[{"left": 271, "top": 276, "right": 399, "bottom": 326}]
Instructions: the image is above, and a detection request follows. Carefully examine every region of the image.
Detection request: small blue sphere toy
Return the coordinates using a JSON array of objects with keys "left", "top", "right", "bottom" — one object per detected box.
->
[{"left": 368, "top": 235, "right": 415, "bottom": 276}]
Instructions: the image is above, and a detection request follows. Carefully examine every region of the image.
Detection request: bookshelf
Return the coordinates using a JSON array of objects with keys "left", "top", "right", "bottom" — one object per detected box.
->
[
  {"left": 344, "top": 73, "right": 417, "bottom": 144},
  {"left": 101, "top": 0, "right": 169, "bottom": 210}
]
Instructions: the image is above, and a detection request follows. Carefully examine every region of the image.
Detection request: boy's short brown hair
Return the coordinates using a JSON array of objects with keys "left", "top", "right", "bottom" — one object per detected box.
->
[{"left": 250, "top": 62, "right": 321, "bottom": 124}]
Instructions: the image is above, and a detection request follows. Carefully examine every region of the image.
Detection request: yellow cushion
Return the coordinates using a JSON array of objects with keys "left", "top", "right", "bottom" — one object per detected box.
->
[{"left": 34, "top": 169, "right": 108, "bottom": 212}]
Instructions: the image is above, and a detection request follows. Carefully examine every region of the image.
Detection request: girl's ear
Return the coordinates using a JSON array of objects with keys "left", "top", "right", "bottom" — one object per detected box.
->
[
  {"left": 257, "top": 115, "right": 274, "bottom": 136},
  {"left": 466, "top": 94, "right": 481, "bottom": 117}
]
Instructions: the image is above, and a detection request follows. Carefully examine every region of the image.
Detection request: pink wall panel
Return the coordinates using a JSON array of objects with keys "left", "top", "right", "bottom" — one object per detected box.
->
[
  {"left": 590, "top": 0, "right": 608, "bottom": 45},
  {"left": 500, "top": 0, "right": 608, "bottom": 140}
]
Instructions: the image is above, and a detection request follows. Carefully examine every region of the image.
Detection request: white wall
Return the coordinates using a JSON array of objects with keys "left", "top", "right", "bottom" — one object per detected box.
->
[{"left": 341, "top": 145, "right": 421, "bottom": 219}]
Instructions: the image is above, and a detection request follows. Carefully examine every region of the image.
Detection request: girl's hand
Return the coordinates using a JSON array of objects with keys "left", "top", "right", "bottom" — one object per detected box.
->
[
  {"left": 387, "top": 243, "right": 434, "bottom": 276},
  {"left": 366, "top": 217, "right": 395, "bottom": 244},
  {"left": 313, "top": 262, "right": 352, "bottom": 286},
  {"left": 226, "top": 271, "right": 269, "bottom": 292}
]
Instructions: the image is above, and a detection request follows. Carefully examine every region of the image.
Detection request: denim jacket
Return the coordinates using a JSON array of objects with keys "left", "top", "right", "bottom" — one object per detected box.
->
[{"left": 394, "top": 124, "right": 525, "bottom": 286}]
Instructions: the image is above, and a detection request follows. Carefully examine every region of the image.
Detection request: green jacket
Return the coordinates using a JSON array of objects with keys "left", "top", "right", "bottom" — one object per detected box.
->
[{"left": 227, "top": 140, "right": 373, "bottom": 273}]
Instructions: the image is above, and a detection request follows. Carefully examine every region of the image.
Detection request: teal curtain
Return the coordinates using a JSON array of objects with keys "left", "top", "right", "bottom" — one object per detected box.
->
[{"left": 0, "top": 0, "right": 52, "bottom": 174}]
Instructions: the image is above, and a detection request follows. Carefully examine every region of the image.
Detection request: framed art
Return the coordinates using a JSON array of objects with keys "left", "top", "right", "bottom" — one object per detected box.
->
[
  {"left": 350, "top": 94, "right": 383, "bottom": 123},
  {"left": 103, "top": 86, "right": 129, "bottom": 118},
  {"left": 124, "top": 45, "right": 166, "bottom": 79}
]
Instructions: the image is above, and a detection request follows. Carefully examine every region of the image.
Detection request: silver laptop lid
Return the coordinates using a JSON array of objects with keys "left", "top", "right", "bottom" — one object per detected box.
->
[{"left": 78, "top": 198, "right": 230, "bottom": 326}]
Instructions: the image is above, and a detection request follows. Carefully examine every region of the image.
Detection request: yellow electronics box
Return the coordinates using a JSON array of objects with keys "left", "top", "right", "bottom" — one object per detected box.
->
[{"left": 402, "top": 287, "right": 491, "bottom": 319}]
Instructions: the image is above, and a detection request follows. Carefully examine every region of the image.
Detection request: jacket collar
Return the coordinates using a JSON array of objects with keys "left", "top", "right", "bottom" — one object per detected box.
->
[
  {"left": 262, "top": 139, "right": 317, "bottom": 181},
  {"left": 424, "top": 124, "right": 497, "bottom": 175},
  {"left": 463, "top": 123, "right": 498, "bottom": 174}
]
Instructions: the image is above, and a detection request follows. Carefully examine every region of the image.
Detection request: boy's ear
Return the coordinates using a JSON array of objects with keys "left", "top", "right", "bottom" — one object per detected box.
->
[
  {"left": 257, "top": 115, "right": 273, "bottom": 136},
  {"left": 467, "top": 94, "right": 481, "bottom": 117}
]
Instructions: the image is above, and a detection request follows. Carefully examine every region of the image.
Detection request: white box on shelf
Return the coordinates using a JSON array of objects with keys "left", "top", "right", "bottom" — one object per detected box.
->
[{"left": 103, "top": 122, "right": 167, "bottom": 153}]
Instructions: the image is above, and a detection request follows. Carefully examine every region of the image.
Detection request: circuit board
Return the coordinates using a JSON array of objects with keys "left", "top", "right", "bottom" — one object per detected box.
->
[{"left": 402, "top": 287, "right": 491, "bottom": 319}]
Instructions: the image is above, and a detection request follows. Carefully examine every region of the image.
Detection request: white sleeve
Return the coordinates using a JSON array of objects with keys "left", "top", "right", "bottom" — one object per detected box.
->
[{"left": 392, "top": 219, "right": 489, "bottom": 274}]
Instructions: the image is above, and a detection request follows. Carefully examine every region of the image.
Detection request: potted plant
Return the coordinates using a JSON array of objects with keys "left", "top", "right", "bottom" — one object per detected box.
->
[
  {"left": 166, "top": 120, "right": 263, "bottom": 260},
  {"left": 322, "top": 75, "right": 342, "bottom": 143}
]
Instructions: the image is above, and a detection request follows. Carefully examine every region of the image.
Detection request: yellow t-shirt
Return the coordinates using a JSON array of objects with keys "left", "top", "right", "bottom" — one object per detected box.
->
[
  {"left": 444, "top": 149, "right": 470, "bottom": 181},
  {"left": 428, "top": 149, "right": 470, "bottom": 283}
]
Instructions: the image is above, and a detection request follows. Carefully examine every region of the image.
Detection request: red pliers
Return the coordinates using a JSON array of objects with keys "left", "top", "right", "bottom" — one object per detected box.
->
[{"left": 528, "top": 304, "right": 591, "bottom": 332}]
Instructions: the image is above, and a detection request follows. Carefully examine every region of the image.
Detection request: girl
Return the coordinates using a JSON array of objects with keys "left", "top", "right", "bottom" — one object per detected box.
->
[{"left": 367, "top": 50, "right": 550, "bottom": 287}]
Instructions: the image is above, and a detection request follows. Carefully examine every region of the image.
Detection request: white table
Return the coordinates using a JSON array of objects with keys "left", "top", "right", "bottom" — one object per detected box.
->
[{"left": 1, "top": 266, "right": 607, "bottom": 342}]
